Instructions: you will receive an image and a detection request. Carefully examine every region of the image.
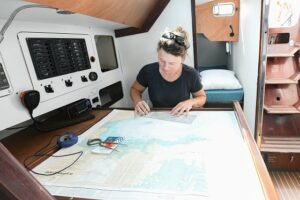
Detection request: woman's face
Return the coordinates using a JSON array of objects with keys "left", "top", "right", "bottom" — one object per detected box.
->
[{"left": 158, "top": 49, "right": 183, "bottom": 74}]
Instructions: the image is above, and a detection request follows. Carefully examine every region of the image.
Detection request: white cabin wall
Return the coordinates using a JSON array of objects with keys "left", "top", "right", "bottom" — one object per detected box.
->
[
  {"left": 0, "top": 18, "right": 124, "bottom": 130},
  {"left": 116, "top": 0, "right": 194, "bottom": 107},
  {"left": 230, "top": 0, "right": 261, "bottom": 133}
]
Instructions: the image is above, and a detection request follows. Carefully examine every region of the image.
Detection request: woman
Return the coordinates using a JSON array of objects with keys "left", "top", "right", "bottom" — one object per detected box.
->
[{"left": 130, "top": 27, "right": 206, "bottom": 116}]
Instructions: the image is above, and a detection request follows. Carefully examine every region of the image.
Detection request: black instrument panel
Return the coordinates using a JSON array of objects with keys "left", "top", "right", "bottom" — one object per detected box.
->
[{"left": 26, "top": 38, "right": 91, "bottom": 80}]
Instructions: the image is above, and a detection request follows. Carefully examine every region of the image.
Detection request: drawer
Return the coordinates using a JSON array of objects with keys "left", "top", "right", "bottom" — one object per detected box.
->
[{"left": 263, "top": 152, "right": 300, "bottom": 171}]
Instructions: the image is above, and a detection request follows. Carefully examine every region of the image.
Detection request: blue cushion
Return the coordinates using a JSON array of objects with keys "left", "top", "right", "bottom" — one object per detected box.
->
[{"left": 205, "top": 89, "right": 244, "bottom": 103}]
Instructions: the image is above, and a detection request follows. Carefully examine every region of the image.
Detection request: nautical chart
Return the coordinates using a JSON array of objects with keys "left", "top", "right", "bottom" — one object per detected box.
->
[{"left": 32, "top": 109, "right": 265, "bottom": 200}]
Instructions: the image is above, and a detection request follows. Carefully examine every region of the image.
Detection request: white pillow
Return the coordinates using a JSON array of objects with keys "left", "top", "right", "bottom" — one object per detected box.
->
[{"left": 200, "top": 69, "right": 242, "bottom": 90}]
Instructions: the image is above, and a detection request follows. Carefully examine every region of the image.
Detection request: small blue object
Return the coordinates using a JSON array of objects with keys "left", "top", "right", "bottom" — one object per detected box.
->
[{"left": 57, "top": 132, "right": 78, "bottom": 148}]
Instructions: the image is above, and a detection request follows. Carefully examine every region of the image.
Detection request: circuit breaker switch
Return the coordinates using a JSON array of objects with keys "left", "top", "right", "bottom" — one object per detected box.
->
[
  {"left": 65, "top": 80, "right": 73, "bottom": 87},
  {"left": 44, "top": 85, "right": 54, "bottom": 93},
  {"left": 81, "top": 75, "right": 88, "bottom": 82}
]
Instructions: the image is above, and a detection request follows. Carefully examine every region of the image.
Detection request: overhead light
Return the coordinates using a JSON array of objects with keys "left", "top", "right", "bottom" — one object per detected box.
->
[{"left": 213, "top": 3, "right": 235, "bottom": 16}]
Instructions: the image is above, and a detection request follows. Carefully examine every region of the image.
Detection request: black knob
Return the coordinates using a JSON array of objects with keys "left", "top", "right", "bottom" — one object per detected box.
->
[{"left": 89, "top": 72, "right": 98, "bottom": 81}]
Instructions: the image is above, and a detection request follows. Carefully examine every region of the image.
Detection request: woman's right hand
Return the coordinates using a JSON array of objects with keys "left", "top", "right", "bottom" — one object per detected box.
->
[{"left": 135, "top": 100, "right": 150, "bottom": 116}]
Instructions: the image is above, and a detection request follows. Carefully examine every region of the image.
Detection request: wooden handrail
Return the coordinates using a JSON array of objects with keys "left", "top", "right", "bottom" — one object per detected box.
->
[
  {"left": 0, "top": 142, "right": 55, "bottom": 200},
  {"left": 233, "top": 102, "right": 279, "bottom": 200}
]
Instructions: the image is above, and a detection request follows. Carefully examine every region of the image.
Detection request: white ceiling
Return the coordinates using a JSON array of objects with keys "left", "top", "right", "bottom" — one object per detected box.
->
[{"left": 0, "top": 0, "right": 127, "bottom": 30}]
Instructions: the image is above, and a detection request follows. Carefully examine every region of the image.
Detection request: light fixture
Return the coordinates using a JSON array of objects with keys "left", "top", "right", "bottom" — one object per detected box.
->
[
  {"left": 0, "top": 4, "right": 75, "bottom": 45},
  {"left": 213, "top": 3, "right": 235, "bottom": 16}
]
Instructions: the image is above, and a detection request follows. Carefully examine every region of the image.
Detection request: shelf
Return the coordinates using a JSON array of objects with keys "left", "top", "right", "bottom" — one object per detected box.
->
[
  {"left": 261, "top": 19, "right": 300, "bottom": 162},
  {"left": 260, "top": 136, "right": 300, "bottom": 153},
  {"left": 266, "top": 57, "right": 299, "bottom": 82},
  {"left": 265, "top": 72, "right": 300, "bottom": 84},
  {"left": 262, "top": 113, "right": 300, "bottom": 137},
  {"left": 264, "top": 84, "right": 300, "bottom": 114},
  {"left": 265, "top": 78, "right": 298, "bottom": 84},
  {"left": 267, "top": 44, "right": 299, "bottom": 57},
  {"left": 264, "top": 105, "right": 300, "bottom": 114}
]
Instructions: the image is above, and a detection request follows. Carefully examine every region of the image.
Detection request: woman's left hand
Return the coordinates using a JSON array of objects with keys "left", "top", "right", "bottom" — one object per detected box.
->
[{"left": 171, "top": 100, "right": 193, "bottom": 116}]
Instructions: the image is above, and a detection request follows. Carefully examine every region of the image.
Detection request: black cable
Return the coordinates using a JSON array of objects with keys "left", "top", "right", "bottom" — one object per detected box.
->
[
  {"left": 24, "top": 151, "right": 83, "bottom": 176},
  {"left": 23, "top": 135, "right": 83, "bottom": 176},
  {"left": 34, "top": 135, "right": 60, "bottom": 155},
  {"left": 29, "top": 111, "right": 57, "bottom": 132}
]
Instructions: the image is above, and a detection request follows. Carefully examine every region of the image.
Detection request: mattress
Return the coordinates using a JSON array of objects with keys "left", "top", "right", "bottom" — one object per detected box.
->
[{"left": 198, "top": 66, "right": 244, "bottom": 103}]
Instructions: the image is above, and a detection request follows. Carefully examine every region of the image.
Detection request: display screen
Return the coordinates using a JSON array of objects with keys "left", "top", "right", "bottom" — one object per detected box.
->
[{"left": 95, "top": 35, "right": 118, "bottom": 72}]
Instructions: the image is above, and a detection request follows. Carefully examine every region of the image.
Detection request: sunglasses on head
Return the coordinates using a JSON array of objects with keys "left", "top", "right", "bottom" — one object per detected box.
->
[{"left": 162, "top": 32, "right": 185, "bottom": 46}]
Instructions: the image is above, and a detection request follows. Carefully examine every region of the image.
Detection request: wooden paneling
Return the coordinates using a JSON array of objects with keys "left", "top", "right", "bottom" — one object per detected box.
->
[
  {"left": 196, "top": 0, "right": 239, "bottom": 41},
  {"left": 25, "top": 0, "right": 160, "bottom": 28}
]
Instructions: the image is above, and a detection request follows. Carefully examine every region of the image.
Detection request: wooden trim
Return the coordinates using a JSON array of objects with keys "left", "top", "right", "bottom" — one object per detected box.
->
[
  {"left": 267, "top": 44, "right": 299, "bottom": 57},
  {"left": 191, "top": 0, "right": 198, "bottom": 68},
  {"left": 255, "top": 0, "right": 268, "bottom": 146},
  {"left": 0, "top": 142, "right": 55, "bottom": 200},
  {"left": 115, "top": 0, "right": 170, "bottom": 37},
  {"left": 96, "top": 107, "right": 234, "bottom": 112},
  {"left": 261, "top": 136, "right": 300, "bottom": 153},
  {"left": 233, "top": 102, "right": 279, "bottom": 200}
]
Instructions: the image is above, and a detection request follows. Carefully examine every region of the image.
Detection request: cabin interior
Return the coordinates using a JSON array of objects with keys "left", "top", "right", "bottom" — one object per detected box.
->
[{"left": 0, "top": 0, "right": 299, "bottom": 199}]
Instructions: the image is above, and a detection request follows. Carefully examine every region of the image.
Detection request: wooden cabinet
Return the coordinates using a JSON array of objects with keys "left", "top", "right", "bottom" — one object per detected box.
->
[
  {"left": 26, "top": 0, "right": 161, "bottom": 28},
  {"left": 260, "top": 19, "right": 300, "bottom": 170},
  {"left": 25, "top": 0, "right": 170, "bottom": 37},
  {"left": 195, "top": 0, "right": 240, "bottom": 41}
]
